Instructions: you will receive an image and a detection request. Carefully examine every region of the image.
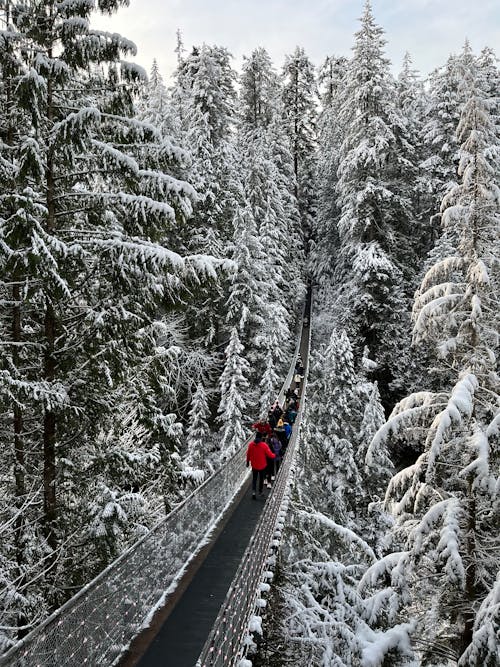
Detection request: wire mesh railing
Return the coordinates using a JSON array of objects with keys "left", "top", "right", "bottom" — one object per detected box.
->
[
  {"left": 196, "top": 294, "right": 311, "bottom": 667},
  {"left": 0, "top": 315, "right": 304, "bottom": 667}
]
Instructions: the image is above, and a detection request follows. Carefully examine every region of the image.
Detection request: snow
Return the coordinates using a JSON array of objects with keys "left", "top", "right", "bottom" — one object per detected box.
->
[
  {"left": 1, "top": 7, "right": 498, "bottom": 666},
  {"left": 486, "top": 411, "right": 500, "bottom": 437},
  {"left": 359, "top": 623, "right": 414, "bottom": 666},
  {"left": 248, "top": 615, "right": 262, "bottom": 634},
  {"left": 458, "top": 574, "right": 500, "bottom": 666},
  {"left": 297, "top": 510, "right": 376, "bottom": 562},
  {"left": 426, "top": 374, "right": 478, "bottom": 477},
  {"left": 419, "top": 256, "right": 465, "bottom": 293},
  {"left": 358, "top": 552, "right": 406, "bottom": 592},
  {"left": 437, "top": 499, "right": 466, "bottom": 586},
  {"left": 120, "top": 60, "right": 147, "bottom": 81}
]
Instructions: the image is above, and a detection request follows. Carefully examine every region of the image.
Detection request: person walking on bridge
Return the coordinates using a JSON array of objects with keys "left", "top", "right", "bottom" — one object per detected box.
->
[{"left": 246, "top": 433, "right": 275, "bottom": 499}]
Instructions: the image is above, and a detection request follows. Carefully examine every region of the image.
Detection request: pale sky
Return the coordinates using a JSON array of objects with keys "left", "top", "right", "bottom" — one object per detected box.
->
[{"left": 94, "top": 0, "right": 499, "bottom": 82}]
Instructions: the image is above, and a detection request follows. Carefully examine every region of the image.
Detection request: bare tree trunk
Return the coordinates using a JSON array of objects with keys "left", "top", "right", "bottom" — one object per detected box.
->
[
  {"left": 4, "top": 0, "right": 30, "bottom": 635},
  {"left": 13, "top": 278, "right": 29, "bottom": 637},
  {"left": 43, "top": 4, "right": 58, "bottom": 557},
  {"left": 459, "top": 479, "right": 477, "bottom": 659}
]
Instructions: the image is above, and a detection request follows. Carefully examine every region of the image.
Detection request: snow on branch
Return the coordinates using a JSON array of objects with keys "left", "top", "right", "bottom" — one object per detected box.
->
[
  {"left": 83, "top": 236, "right": 228, "bottom": 285},
  {"left": 120, "top": 60, "right": 147, "bottom": 82},
  {"left": 296, "top": 509, "right": 376, "bottom": 562},
  {"left": 86, "top": 29, "right": 137, "bottom": 56},
  {"left": 468, "top": 258, "right": 491, "bottom": 288},
  {"left": 412, "top": 292, "right": 464, "bottom": 342},
  {"left": 368, "top": 400, "right": 441, "bottom": 462},
  {"left": 413, "top": 281, "right": 464, "bottom": 313},
  {"left": 458, "top": 573, "right": 500, "bottom": 666},
  {"left": 410, "top": 497, "right": 466, "bottom": 588},
  {"left": 384, "top": 462, "right": 423, "bottom": 506},
  {"left": 0, "top": 372, "right": 70, "bottom": 409},
  {"left": 359, "top": 622, "right": 415, "bottom": 667},
  {"left": 425, "top": 373, "right": 478, "bottom": 478},
  {"left": 486, "top": 411, "right": 500, "bottom": 439},
  {"left": 358, "top": 552, "right": 407, "bottom": 592},
  {"left": 418, "top": 256, "right": 465, "bottom": 294},
  {"left": 96, "top": 191, "right": 177, "bottom": 223},
  {"left": 389, "top": 391, "right": 445, "bottom": 418},
  {"left": 459, "top": 423, "right": 496, "bottom": 495}
]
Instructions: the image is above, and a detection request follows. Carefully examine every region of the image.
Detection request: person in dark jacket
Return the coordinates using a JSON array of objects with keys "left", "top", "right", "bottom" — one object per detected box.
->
[
  {"left": 268, "top": 402, "right": 283, "bottom": 428},
  {"left": 246, "top": 433, "right": 276, "bottom": 499},
  {"left": 283, "top": 419, "right": 292, "bottom": 442},
  {"left": 285, "top": 406, "right": 298, "bottom": 424},
  {"left": 274, "top": 417, "right": 288, "bottom": 451},
  {"left": 265, "top": 434, "right": 282, "bottom": 486},
  {"left": 268, "top": 410, "right": 278, "bottom": 429}
]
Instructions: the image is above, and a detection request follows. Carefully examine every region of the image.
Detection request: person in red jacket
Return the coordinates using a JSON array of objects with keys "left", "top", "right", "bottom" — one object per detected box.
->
[{"left": 246, "top": 433, "right": 276, "bottom": 499}]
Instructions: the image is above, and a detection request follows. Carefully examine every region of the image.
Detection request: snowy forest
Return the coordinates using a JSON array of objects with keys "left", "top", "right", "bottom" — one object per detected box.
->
[{"left": 0, "top": 0, "right": 498, "bottom": 665}]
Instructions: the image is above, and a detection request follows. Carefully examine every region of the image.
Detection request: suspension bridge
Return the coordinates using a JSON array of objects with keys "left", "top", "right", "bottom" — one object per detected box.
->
[{"left": 0, "top": 292, "right": 312, "bottom": 667}]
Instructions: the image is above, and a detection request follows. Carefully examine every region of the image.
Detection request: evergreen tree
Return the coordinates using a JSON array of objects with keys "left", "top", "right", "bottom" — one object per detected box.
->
[
  {"left": 275, "top": 336, "right": 412, "bottom": 667},
  {"left": 281, "top": 46, "right": 318, "bottom": 242},
  {"left": 136, "top": 59, "right": 172, "bottom": 135},
  {"left": 258, "top": 349, "right": 279, "bottom": 419},
  {"left": 358, "top": 381, "right": 391, "bottom": 499},
  {"left": 420, "top": 51, "right": 464, "bottom": 223},
  {"left": 413, "top": 65, "right": 499, "bottom": 391},
  {"left": 217, "top": 328, "right": 250, "bottom": 460},
  {"left": 183, "top": 382, "right": 212, "bottom": 481},
  {"left": 335, "top": 0, "right": 415, "bottom": 406},
  {"left": 239, "top": 47, "right": 279, "bottom": 131},
  {"left": 225, "top": 201, "right": 265, "bottom": 338},
  {"left": 364, "top": 69, "right": 499, "bottom": 663},
  {"left": 0, "top": 0, "right": 222, "bottom": 636},
  {"left": 172, "top": 44, "right": 240, "bottom": 347},
  {"left": 396, "top": 52, "right": 432, "bottom": 260},
  {"left": 313, "top": 55, "right": 349, "bottom": 282},
  {"left": 237, "top": 52, "right": 303, "bottom": 381}
]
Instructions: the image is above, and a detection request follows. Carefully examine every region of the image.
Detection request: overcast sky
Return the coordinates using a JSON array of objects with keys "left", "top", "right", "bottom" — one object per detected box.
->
[{"left": 94, "top": 0, "right": 500, "bottom": 81}]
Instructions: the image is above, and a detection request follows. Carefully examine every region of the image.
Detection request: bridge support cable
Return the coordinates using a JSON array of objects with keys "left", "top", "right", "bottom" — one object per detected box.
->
[
  {"left": 0, "top": 309, "right": 306, "bottom": 667},
  {"left": 196, "top": 291, "right": 312, "bottom": 667}
]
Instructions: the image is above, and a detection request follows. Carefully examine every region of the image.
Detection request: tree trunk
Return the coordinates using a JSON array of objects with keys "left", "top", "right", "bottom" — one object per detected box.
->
[
  {"left": 5, "top": 0, "right": 29, "bottom": 635},
  {"left": 13, "top": 278, "right": 29, "bottom": 637},
  {"left": 459, "top": 480, "right": 477, "bottom": 659},
  {"left": 43, "top": 17, "right": 58, "bottom": 555}
]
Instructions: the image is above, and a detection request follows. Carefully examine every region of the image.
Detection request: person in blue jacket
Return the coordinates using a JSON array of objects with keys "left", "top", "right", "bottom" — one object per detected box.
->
[{"left": 283, "top": 419, "right": 292, "bottom": 442}]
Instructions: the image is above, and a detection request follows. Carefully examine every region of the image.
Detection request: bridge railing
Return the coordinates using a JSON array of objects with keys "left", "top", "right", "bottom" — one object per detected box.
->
[
  {"left": 0, "top": 315, "right": 304, "bottom": 667},
  {"left": 196, "top": 292, "right": 311, "bottom": 667}
]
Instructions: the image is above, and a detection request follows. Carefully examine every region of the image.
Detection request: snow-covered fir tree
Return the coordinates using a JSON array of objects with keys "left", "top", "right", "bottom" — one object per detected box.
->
[
  {"left": 183, "top": 382, "right": 212, "bottom": 482},
  {"left": 313, "top": 54, "right": 349, "bottom": 282},
  {"left": 0, "top": 1, "right": 498, "bottom": 663},
  {"left": 334, "top": 0, "right": 416, "bottom": 406},
  {"left": 225, "top": 201, "right": 265, "bottom": 338},
  {"left": 136, "top": 59, "right": 174, "bottom": 136},
  {"left": 396, "top": 52, "right": 432, "bottom": 260},
  {"left": 413, "top": 64, "right": 499, "bottom": 391},
  {"left": 0, "top": 0, "right": 223, "bottom": 640},
  {"left": 420, "top": 51, "right": 465, "bottom": 224},
  {"left": 217, "top": 327, "right": 250, "bottom": 460},
  {"left": 363, "top": 64, "right": 499, "bottom": 664},
  {"left": 171, "top": 44, "right": 239, "bottom": 346},
  {"left": 281, "top": 46, "right": 318, "bottom": 242},
  {"left": 237, "top": 48, "right": 304, "bottom": 385},
  {"left": 261, "top": 328, "right": 413, "bottom": 667}
]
